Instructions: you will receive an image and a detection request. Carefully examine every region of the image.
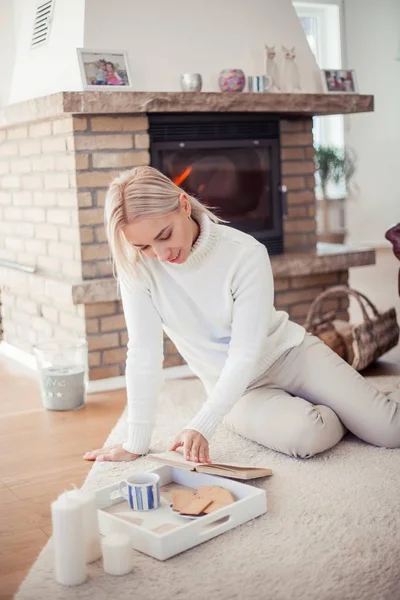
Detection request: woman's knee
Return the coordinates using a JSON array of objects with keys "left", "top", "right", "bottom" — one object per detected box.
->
[
  {"left": 354, "top": 390, "right": 400, "bottom": 449},
  {"left": 370, "top": 427, "right": 400, "bottom": 449},
  {"left": 224, "top": 401, "right": 345, "bottom": 459},
  {"left": 286, "top": 404, "right": 345, "bottom": 459}
]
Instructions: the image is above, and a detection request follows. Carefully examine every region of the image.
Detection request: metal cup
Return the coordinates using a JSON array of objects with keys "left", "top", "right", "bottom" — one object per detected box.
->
[
  {"left": 180, "top": 73, "right": 202, "bottom": 92},
  {"left": 248, "top": 75, "right": 272, "bottom": 92}
]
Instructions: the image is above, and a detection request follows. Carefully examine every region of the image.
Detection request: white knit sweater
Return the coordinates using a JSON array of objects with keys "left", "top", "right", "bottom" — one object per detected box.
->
[{"left": 120, "top": 213, "right": 306, "bottom": 455}]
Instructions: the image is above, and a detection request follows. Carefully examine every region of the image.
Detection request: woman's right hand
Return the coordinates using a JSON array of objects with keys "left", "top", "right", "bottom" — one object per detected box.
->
[{"left": 83, "top": 444, "right": 141, "bottom": 462}]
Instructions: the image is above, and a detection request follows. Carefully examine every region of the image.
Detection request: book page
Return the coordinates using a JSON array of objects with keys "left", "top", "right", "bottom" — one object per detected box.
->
[
  {"left": 148, "top": 451, "right": 201, "bottom": 467},
  {"left": 148, "top": 451, "right": 242, "bottom": 469},
  {"left": 148, "top": 451, "right": 270, "bottom": 472}
]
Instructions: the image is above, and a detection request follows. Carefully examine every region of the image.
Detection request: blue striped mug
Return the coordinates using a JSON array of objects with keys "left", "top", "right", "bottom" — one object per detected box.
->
[{"left": 119, "top": 473, "right": 161, "bottom": 511}]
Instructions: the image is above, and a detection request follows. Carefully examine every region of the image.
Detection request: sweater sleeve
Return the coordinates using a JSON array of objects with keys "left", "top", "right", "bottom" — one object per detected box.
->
[
  {"left": 184, "top": 244, "right": 274, "bottom": 441},
  {"left": 119, "top": 277, "right": 164, "bottom": 455}
]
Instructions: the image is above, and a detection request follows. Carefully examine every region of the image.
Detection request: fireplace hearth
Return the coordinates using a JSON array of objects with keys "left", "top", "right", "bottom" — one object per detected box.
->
[{"left": 149, "top": 113, "right": 286, "bottom": 255}]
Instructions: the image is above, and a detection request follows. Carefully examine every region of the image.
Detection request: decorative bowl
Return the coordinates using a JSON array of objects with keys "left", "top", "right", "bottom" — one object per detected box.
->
[{"left": 218, "top": 69, "right": 246, "bottom": 92}]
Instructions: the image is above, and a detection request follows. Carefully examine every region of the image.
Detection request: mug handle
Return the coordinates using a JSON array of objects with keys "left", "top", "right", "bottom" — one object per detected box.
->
[
  {"left": 264, "top": 75, "right": 272, "bottom": 90},
  {"left": 118, "top": 480, "right": 128, "bottom": 500}
]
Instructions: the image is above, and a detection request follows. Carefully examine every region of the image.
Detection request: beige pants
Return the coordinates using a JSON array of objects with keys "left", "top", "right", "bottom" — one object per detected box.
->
[{"left": 223, "top": 334, "right": 400, "bottom": 458}]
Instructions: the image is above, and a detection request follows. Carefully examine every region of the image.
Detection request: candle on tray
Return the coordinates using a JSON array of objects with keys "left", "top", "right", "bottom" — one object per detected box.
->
[
  {"left": 101, "top": 533, "right": 133, "bottom": 576},
  {"left": 51, "top": 492, "right": 87, "bottom": 586},
  {"left": 67, "top": 489, "right": 102, "bottom": 563}
]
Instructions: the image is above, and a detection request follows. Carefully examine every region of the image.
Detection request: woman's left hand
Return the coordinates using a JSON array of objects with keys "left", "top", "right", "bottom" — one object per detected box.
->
[{"left": 169, "top": 429, "right": 212, "bottom": 463}]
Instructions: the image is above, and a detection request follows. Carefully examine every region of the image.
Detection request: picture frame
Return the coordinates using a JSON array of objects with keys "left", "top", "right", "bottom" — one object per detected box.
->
[
  {"left": 77, "top": 49, "right": 133, "bottom": 90},
  {"left": 321, "top": 69, "right": 358, "bottom": 94}
]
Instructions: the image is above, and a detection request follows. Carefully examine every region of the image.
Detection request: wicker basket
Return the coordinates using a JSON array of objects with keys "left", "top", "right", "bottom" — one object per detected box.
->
[{"left": 304, "top": 285, "right": 399, "bottom": 371}]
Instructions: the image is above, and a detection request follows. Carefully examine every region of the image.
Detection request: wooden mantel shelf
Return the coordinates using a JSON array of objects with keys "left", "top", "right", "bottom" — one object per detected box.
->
[{"left": 0, "top": 91, "right": 373, "bottom": 128}]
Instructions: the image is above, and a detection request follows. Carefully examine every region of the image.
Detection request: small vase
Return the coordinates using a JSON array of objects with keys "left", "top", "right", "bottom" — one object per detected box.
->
[{"left": 218, "top": 69, "right": 245, "bottom": 92}]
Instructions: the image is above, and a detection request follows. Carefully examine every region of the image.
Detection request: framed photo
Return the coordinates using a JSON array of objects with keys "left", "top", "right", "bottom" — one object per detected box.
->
[
  {"left": 321, "top": 69, "right": 358, "bottom": 94},
  {"left": 77, "top": 49, "right": 132, "bottom": 90}
]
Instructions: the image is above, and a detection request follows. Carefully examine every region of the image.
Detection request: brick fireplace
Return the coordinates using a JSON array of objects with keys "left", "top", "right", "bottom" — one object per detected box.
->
[{"left": 0, "top": 91, "right": 375, "bottom": 381}]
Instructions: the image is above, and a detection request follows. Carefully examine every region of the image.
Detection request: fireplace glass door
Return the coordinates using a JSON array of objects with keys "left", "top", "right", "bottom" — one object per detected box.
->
[
  {"left": 158, "top": 142, "right": 277, "bottom": 234},
  {"left": 149, "top": 114, "right": 284, "bottom": 254}
]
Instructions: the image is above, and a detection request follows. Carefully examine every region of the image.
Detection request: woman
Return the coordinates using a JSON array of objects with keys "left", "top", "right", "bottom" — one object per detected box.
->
[{"left": 84, "top": 167, "right": 400, "bottom": 464}]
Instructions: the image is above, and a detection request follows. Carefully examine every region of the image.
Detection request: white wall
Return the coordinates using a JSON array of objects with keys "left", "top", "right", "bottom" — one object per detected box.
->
[
  {"left": 344, "top": 0, "right": 400, "bottom": 247},
  {"left": 8, "top": 0, "right": 85, "bottom": 104},
  {"left": 1, "top": 0, "right": 322, "bottom": 104},
  {"left": 0, "top": 0, "right": 16, "bottom": 107},
  {"left": 84, "top": 0, "right": 322, "bottom": 93}
]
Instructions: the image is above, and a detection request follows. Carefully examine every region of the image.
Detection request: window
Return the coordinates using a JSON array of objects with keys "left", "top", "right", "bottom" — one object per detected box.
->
[{"left": 293, "top": 1, "right": 345, "bottom": 199}]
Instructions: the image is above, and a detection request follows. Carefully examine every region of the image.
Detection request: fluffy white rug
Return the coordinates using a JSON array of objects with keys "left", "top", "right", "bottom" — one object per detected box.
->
[{"left": 16, "top": 375, "right": 400, "bottom": 600}]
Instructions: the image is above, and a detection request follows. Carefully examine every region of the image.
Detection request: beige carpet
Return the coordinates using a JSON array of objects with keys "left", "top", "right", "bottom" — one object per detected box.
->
[{"left": 16, "top": 374, "right": 400, "bottom": 600}]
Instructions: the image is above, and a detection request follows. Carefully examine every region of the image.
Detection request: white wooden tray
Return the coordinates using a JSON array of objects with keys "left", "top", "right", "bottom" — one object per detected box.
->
[{"left": 95, "top": 465, "right": 267, "bottom": 560}]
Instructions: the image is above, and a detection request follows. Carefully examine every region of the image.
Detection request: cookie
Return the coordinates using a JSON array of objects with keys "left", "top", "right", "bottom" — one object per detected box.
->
[
  {"left": 179, "top": 494, "right": 213, "bottom": 516},
  {"left": 172, "top": 490, "right": 196, "bottom": 512},
  {"left": 198, "top": 486, "right": 235, "bottom": 505}
]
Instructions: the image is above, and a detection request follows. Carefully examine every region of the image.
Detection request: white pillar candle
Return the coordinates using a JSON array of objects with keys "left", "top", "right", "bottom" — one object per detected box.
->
[
  {"left": 67, "top": 489, "right": 102, "bottom": 563},
  {"left": 51, "top": 493, "right": 87, "bottom": 586},
  {"left": 101, "top": 533, "right": 133, "bottom": 576}
]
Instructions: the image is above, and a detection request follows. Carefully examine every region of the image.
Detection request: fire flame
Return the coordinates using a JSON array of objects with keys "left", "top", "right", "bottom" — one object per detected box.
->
[
  {"left": 173, "top": 166, "right": 192, "bottom": 187},
  {"left": 172, "top": 165, "right": 208, "bottom": 202}
]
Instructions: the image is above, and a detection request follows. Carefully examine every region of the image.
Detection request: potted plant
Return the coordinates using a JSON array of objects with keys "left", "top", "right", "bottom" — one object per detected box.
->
[{"left": 314, "top": 145, "right": 357, "bottom": 243}]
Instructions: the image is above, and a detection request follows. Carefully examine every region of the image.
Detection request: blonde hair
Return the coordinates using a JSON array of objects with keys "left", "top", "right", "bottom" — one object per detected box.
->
[{"left": 104, "top": 166, "right": 227, "bottom": 282}]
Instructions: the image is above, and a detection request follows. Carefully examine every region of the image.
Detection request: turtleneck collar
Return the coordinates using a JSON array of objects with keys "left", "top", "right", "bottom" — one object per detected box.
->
[{"left": 163, "top": 212, "right": 219, "bottom": 270}]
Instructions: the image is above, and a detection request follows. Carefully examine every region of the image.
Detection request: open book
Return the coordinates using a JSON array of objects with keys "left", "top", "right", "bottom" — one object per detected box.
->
[{"left": 147, "top": 450, "right": 273, "bottom": 480}]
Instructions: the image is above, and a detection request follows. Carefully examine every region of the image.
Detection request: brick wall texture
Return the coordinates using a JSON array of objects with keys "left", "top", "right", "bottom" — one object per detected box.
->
[
  {"left": 0, "top": 267, "right": 86, "bottom": 353},
  {"left": 280, "top": 118, "right": 317, "bottom": 252},
  {"left": 74, "top": 115, "right": 150, "bottom": 280},
  {"left": 0, "top": 119, "right": 83, "bottom": 280},
  {"left": 0, "top": 114, "right": 348, "bottom": 379}
]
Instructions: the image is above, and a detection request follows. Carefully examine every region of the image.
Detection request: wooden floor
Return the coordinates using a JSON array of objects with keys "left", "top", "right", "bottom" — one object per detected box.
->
[
  {"left": 0, "top": 248, "right": 399, "bottom": 599},
  {"left": 0, "top": 361, "right": 126, "bottom": 600}
]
